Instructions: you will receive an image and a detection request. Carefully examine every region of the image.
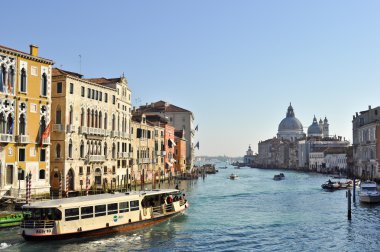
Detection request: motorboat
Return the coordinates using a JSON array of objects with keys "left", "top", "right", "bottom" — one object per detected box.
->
[
  {"left": 321, "top": 180, "right": 341, "bottom": 190},
  {"left": 20, "top": 189, "right": 189, "bottom": 241},
  {"left": 229, "top": 174, "right": 238, "bottom": 180},
  {"left": 273, "top": 173, "right": 285, "bottom": 180},
  {"left": 359, "top": 181, "right": 380, "bottom": 203}
]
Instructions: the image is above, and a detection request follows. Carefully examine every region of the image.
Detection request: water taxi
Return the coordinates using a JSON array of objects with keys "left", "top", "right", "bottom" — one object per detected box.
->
[
  {"left": 359, "top": 181, "right": 380, "bottom": 203},
  {"left": 20, "top": 189, "right": 188, "bottom": 241}
]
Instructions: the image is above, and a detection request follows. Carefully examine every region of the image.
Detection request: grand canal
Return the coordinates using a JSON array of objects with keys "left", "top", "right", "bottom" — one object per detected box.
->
[{"left": 1, "top": 166, "right": 380, "bottom": 251}]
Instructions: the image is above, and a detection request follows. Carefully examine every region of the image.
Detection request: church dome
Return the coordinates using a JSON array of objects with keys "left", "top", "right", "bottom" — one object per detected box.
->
[
  {"left": 308, "top": 115, "right": 322, "bottom": 136},
  {"left": 277, "top": 103, "right": 305, "bottom": 141},
  {"left": 278, "top": 104, "right": 303, "bottom": 132}
]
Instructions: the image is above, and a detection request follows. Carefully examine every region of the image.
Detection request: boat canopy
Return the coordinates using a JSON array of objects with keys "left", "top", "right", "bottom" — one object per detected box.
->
[{"left": 22, "top": 189, "right": 181, "bottom": 209}]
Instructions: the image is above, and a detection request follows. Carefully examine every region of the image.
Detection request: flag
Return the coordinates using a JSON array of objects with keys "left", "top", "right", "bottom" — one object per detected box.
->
[
  {"left": 195, "top": 142, "right": 199, "bottom": 149},
  {"left": 41, "top": 122, "right": 51, "bottom": 146},
  {"left": 195, "top": 125, "right": 198, "bottom": 131}
]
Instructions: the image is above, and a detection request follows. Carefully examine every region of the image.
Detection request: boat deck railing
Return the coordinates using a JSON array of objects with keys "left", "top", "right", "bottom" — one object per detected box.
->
[{"left": 21, "top": 220, "right": 55, "bottom": 229}]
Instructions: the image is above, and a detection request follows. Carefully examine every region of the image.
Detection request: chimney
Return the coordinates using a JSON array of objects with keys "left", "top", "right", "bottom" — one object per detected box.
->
[
  {"left": 30, "top": 44, "right": 39, "bottom": 57},
  {"left": 369, "top": 105, "right": 372, "bottom": 110}
]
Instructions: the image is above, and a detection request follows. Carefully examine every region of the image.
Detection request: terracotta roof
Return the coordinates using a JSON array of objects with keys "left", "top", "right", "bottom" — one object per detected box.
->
[
  {"left": 137, "top": 100, "right": 191, "bottom": 113},
  {"left": 85, "top": 77, "right": 121, "bottom": 85},
  {"left": 52, "top": 68, "right": 83, "bottom": 78},
  {"left": 0, "top": 44, "right": 54, "bottom": 64}
]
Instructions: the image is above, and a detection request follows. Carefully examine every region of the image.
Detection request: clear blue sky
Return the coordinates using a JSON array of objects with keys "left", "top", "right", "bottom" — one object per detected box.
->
[{"left": 3, "top": 1, "right": 380, "bottom": 156}]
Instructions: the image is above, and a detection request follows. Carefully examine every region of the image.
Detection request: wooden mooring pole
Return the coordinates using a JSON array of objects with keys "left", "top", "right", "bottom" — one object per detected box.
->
[
  {"left": 353, "top": 177, "right": 356, "bottom": 203},
  {"left": 347, "top": 189, "right": 352, "bottom": 220}
]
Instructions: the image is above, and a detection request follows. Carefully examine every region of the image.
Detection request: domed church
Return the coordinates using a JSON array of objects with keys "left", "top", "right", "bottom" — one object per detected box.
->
[
  {"left": 307, "top": 115, "right": 329, "bottom": 138},
  {"left": 277, "top": 103, "right": 306, "bottom": 141}
]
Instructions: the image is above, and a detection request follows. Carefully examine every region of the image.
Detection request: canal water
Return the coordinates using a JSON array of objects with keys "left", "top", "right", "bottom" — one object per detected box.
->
[{"left": 1, "top": 166, "right": 380, "bottom": 251}]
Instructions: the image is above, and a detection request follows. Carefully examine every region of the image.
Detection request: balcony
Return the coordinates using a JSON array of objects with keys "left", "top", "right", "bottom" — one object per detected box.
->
[
  {"left": 53, "top": 124, "right": 65, "bottom": 132},
  {"left": 111, "top": 131, "right": 119, "bottom": 138},
  {"left": 88, "top": 155, "right": 106, "bottom": 162},
  {"left": 138, "top": 158, "right": 151, "bottom": 164},
  {"left": 118, "top": 152, "right": 131, "bottom": 159},
  {"left": 66, "top": 124, "right": 76, "bottom": 133},
  {"left": 15, "top": 135, "right": 30, "bottom": 144},
  {"left": 105, "top": 130, "right": 110, "bottom": 137},
  {"left": 0, "top": 134, "right": 14, "bottom": 143},
  {"left": 79, "top": 126, "right": 88, "bottom": 134},
  {"left": 42, "top": 137, "right": 50, "bottom": 145}
]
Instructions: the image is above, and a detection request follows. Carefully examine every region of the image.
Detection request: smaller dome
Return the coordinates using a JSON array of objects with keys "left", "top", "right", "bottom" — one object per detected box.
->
[{"left": 308, "top": 116, "right": 322, "bottom": 136}]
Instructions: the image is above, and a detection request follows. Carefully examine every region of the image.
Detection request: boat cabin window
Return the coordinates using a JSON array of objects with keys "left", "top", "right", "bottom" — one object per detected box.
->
[
  {"left": 107, "top": 203, "right": 118, "bottom": 215},
  {"left": 65, "top": 208, "right": 80, "bottom": 221},
  {"left": 130, "top": 200, "right": 139, "bottom": 211},
  {"left": 81, "top": 206, "right": 94, "bottom": 219},
  {"left": 23, "top": 208, "right": 62, "bottom": 221},
  {"left": 95, "top": 205, "right": 107, "bottom": 217},
  {"left": 119, "top": 202, "right": 129, "bottom": 213}
]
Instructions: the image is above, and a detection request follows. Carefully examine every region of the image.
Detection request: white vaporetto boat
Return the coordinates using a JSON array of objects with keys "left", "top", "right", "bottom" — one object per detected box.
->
[
  {"left": 20, "top": 189, "right": 189, "bottom": 241},
  {"left": 359, "top": 181, "right": 380, "bottom": 204}
]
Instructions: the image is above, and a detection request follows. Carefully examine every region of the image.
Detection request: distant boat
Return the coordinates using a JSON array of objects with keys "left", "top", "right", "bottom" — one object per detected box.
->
[
  {"left": 229, "top": 174, "right": 238, "bottom": 180},
  {"left": 273, "top": 173, "right": 285, "bottom": 181},
  {"left": 359, "top": 181, "right": 380, "bottom": 203}
]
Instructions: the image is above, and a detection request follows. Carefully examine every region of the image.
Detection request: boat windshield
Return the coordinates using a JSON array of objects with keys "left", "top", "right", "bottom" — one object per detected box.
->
[
  {"left": 23, "top": 208, "right": 62, "bottom": 221},
  {"left": 362, "top": 187, "right": 377, "bottom": 191}
]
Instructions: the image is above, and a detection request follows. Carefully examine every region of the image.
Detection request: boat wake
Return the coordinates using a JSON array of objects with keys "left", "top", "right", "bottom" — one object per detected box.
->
[{"left": 0, "top": 243, "right": 11, "bottom": 250}]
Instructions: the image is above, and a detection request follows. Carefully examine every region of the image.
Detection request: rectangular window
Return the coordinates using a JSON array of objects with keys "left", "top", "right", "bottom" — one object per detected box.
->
[
  {"left": 40, "top": 149, "right": 46, "bottom": 162},
  {"left": 130, "top": 200, "right": 139, "bottom": 211},
  {"left": 105, "top": 93, "right": 108, "bottom": 103},
  {"left": 99, "top": 92, "right": 102, "bottom": 101},
  {"left": 95, "top": 90, "right": 98, "bottom": 100},
  {"left": 87, "top": 88, "right": 91, "bottom": 98},
  {"left": 103, "top": 166, "right": 107, "bottom": 174},
  {"left": 65, "top": 208, "right": 79, "bottom": 221},
  {"left": 69, "top": 83, "right": 74, "bottom": 94},
  {"left": 19, "top": 148, "right": 26, "bottom": 162},
  {"left": 81, "top": 86, "right": 85, "bottom": 97},
  {"left": 81, "top": 206, "right": 94, "bottom": 219},
  {"left": 107, "top": 203, "right": 118, "bottom": 215},
  {"left": 119, "top": 202, "right": 129, "bottom": 213},
  {"left": 87, "top": 166, "right": 90, "bottom": 175},
  {"left": 95, "top": 205, "right": 106, "bottom": 217},
  {"left": 57, "top": 82, "right": 62, "bottom": 93},
  {"left": 79, "top": 166, "right": 83, "bottom": 175},
  {"left": 112, "top": 95, "right": 116, "bottom": 104},
  {"left": 92, "top": 89, "right": 95, "bottom": 99}
]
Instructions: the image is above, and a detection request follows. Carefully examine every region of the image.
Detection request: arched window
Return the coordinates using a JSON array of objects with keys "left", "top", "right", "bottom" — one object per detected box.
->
[
  {"left": 56, "top": 143, "right": 61, "bottom": 158},
  {"left": 99, "top": 111, "right": 102, "bottom": 129},
  {"left": 68, "top": 139, "right": 73, "bottom": 158},
  {"left": 91, "top": 109, "right": 95, "bottom": 127},
  {"left": 87, "top": 141, "right": 90, "bottom": 155},
  {"left": 39, "top": 169, "right": 46, "bottom": 179},
  {"left": 80, "top": 140, "right": 84, "bottom": 158},
  {"left": 104, "top": 113, "right": 107, "bottom": 130},
  {"left": 69, "top": 106, "right": 73, "bottom": 125},
  {"left": 41, "top": 73, "right": 47, "bottom": 96},
  {"left": 20, "top": 68, "right": 27, "bottom": 93},
  {"left": 19, "top": 113, "right": 26, "bottom": 135},
  {"left": 80, "top": 108, "right": 84, "bottom": 126},
  {"left": 56, "top": 106, "right": 61, "bottom": 124},
  {"left": 112, "top": 143, "right": 116, "bottom": 159},
  {"left": 0, "top": 112, "right": 5, "bottom": 134},
  {"left": 104, "top": 143, "right": 107, "bottom": 157},
  {"left": 39, "top": 116, "right": 46, "bottom": 141},
  {"left": 8, "top": 66, "right": 14, "bottom": 94},
  {"left": 112, "top": 114, "right": 116, "bottom": 131},
  {"left": 6, "top": 114, "right": 13, "bottom": 134},
  {"left": 0, "top": 64, "right": 4, "bottom": 93},
  {"left": 95, "top": 111, "right": 98, "bottom": 128},
  {"left": 87, "top": 108, "right": 91, "bottom": 127}
]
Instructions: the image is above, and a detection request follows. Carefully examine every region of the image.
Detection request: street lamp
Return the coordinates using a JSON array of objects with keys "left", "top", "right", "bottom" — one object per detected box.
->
[{"left": 18, "top": 167, "right": 22, "bottom": 197}]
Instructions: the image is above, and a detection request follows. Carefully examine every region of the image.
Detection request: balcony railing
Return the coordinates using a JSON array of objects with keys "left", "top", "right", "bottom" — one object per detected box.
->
[
  {"left": 88, "top": 155, "right": 106, "bottom": 162},
  {"left": 66, "top": 124, "right": 76, "bottom": 133},
  {"left": 111, "top": 131, "right": 119, "bottom": 138},
  {"left": 79, "top": 126, "right": 88, "bottom": 134},
  {"left": 15, "top": 135, "right": 30, "bottom": 144},
  {"left": 138, "top": 158, "right": 151, "bottom": 164},
  {"left": 118, "top": 152, "right": 131, "bottom": 159},
  {"left": 53, "top": 124, "right": 65, "bottom": 132},
  {"left": 42, "top": 137, "right": 50, "bottom": 145},
  {"left": 0, "top": 134, "right": 14, "bottom": 143}
]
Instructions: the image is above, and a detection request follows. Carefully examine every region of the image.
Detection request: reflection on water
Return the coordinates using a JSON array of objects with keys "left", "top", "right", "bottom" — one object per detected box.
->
[{"left": 2, "top": 167, "right": 380, "bottom": 251}]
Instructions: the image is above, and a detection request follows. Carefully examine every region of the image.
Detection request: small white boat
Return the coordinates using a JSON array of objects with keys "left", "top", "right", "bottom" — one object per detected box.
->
[
  {"left": 359, "top": 181, "right": 380, "bottom": 203},
  {"left": 229, "top": 174, "right": 238, "bottom": 180}
]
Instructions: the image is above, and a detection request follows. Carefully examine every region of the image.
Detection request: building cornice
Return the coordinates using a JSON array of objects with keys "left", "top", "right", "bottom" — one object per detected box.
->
[{"left": 0, "top": 47, "right": 54, "bottom": 65}]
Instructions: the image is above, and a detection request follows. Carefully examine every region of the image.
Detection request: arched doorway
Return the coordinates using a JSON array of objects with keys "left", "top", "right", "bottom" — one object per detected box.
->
[
  {"left": 95, "top": 168, "right": 102, "bottom": 188},
  {"left": 68, "top": 169, "right": 75, "bottom": 191}
]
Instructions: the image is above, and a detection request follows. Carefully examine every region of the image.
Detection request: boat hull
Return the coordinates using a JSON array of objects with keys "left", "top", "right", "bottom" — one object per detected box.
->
[
  {"left": 359, "top": 195, "right": 380, "bottom": 204},
  {"left": 22, "top": 210, "right": 183, "bottom": 241}
]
